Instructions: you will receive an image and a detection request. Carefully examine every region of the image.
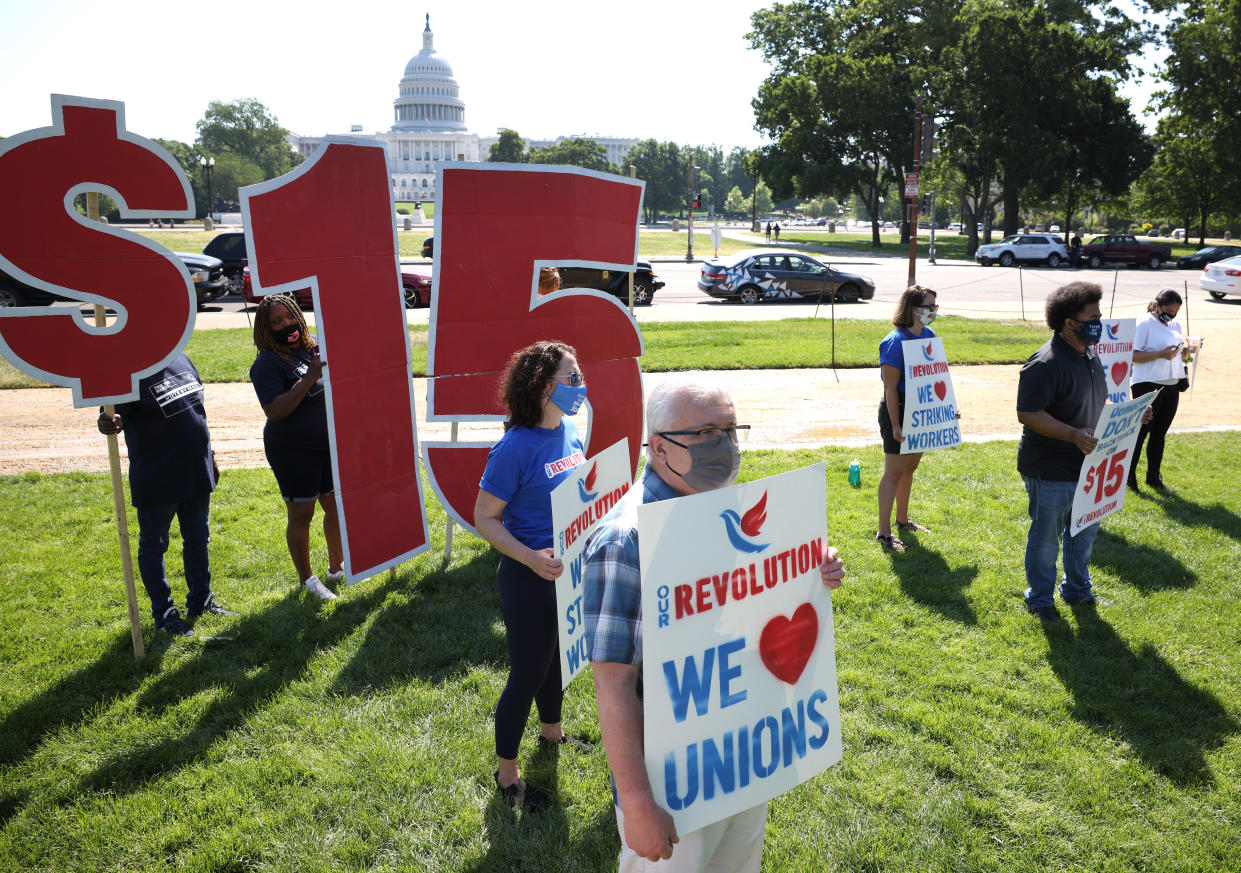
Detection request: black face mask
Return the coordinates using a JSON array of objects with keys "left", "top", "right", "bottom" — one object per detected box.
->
[
  {"left": 273, "top": 324, "right": 301, "bottom": 345},
  {"left": 1157, "top": 310, "right": 1174, "bottom": 325}
]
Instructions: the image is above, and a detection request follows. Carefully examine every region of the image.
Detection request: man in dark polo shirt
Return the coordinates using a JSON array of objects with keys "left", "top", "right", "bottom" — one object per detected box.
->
[
  {"left": 1016, "top": 282, "right": 1112, "bottom": 621},
  {"left": 97, "top": 353, "right": 234, "bottom": 636}
]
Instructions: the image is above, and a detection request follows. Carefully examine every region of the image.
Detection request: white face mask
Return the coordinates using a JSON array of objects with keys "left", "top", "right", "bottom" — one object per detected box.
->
[{"left": 916, "top": 306, "right": 937, "bottom": 326}]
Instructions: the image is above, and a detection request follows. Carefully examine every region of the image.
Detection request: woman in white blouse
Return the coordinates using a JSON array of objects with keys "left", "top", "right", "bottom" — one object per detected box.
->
[{"left": 1129, "top": 289, "right": 1191, "bottom": 492}]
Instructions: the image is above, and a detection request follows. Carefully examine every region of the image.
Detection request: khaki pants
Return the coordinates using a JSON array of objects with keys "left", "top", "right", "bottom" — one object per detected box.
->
[{"left": 616, "top": 801, "right": 767, "bottom": 873}]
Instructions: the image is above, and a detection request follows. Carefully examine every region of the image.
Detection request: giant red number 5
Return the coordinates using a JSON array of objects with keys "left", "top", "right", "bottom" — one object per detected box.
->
[
  {"left": 422, "top": 165, "right": 645, "bottom": 533},
  {"left": 242, "top": 139, "right": 430, "bottom": 579}
]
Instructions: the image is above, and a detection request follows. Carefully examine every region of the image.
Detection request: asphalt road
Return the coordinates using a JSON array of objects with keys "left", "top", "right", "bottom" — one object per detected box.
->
[{"left": 170, "top": 253, "right": 1239, "bottom": 331}]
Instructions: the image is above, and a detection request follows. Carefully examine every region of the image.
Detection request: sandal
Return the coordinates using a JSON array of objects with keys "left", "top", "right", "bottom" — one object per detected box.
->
[
  {"left": 538, "top": 734, "right": 595, "bottom": 752},
  {"left": 875, "top": 532, "right": 907, "bottom": 552},
  {"left": 896, "top": 519, "right": 931, "bottom": 534},
  {"left": 494, "top": 771, "right": 550, "bottom": 812}
]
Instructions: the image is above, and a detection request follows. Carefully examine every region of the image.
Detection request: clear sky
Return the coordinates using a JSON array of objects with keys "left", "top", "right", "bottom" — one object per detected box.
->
[{"left": 0, "top": 0, "right": 1164, "bottom": 150}]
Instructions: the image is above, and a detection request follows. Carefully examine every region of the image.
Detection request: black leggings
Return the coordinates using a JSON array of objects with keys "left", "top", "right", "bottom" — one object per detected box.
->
[
  {"left": 1131, "top": 381, "right": 1181, "bottom": 480},
  {"left": 494, "top": 555, "right": 563, "bottom": 760}
]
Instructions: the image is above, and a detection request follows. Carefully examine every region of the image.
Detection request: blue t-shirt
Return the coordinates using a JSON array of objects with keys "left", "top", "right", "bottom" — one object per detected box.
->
[
  {"left": 879, "top": 325, "right": 936, "bottom": 393},
  {"left": 478, "top": 419, "right": 585, "bottom": 550},
  {"left": 115, "top": 353, "right": 216, "bottom": 507},
  {"left": 250, "top": 346, "right": 329, "bottom": 453}
]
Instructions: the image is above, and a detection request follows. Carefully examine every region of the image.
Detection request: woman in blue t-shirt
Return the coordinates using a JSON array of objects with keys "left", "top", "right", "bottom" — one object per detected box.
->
[
  {"left": 474, "top": 340, "right": 591, "bottom": 811},
  {"left": 876, "top": 286, "right": 940, "bottom": 551},
  {"left": 249, "top": 293, "right": 344, "bottom": 601}
]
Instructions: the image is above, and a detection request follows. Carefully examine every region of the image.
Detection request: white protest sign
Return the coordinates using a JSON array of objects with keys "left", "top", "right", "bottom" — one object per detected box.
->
[
  {"left": 551, "top": 438, "right": 632, "bottom": 689},
  {"left": 1096, "top": 318, "right": 1135, "bottom": 403},
  {"left": 900, "top": 336, "right": 962, "bottom": 454},
  {"left": 638, "top": 463, "right": 841, "bottom": 835},
  {"left": 1070, "top": 392, "right": 1159, "bottom": 536}
]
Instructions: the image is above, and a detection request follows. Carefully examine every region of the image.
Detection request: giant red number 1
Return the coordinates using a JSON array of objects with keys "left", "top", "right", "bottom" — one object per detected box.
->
[
  {"left": 421, "top": 165, "right": 646, "bottom": 533},
  {"left": 242, "top": 139, "right": 430, "bottom": 578}
]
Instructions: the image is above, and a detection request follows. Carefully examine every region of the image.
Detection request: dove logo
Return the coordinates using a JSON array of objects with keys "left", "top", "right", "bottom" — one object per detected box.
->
[
  {"left": 1106, "top": 322, "right": 1120, "bottom": 341},
  {"left": 578, "top": 462, "right": 599, "bottom": 502},
  {"left": 921, "top": 340, "right": 935, "bottom": 361},
  {"left": 721, "top": 492, "right": 770, "bottom": 554}
]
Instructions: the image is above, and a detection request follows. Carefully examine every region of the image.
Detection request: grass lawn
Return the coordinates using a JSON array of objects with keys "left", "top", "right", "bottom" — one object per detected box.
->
[
  {"left": 637, "top": 231, "right": 752, "bottom": 259},
  {"left": 123, "top": 229, "right": 433, "bottom": 262},
  {"left": 0, "top": 318, "right": 1050, "bottom": 390},
  {"left": 1, "top": 435, "right": 1238, "bottom": 871}
]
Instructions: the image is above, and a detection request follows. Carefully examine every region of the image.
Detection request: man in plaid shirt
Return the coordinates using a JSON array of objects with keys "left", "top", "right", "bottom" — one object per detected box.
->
[{"left": 583, "top": 378, "right": 846, "bottom": 872}]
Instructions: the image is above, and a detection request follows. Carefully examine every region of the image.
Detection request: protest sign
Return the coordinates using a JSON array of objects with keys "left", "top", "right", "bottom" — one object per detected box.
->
[
  {"left": 550, "top": 438, "right": 632, "bottom": 688},
  {"left": 242, "top": 139, "right": 430, "bottom": 582},
  {"left": 638, "top": 463, "right": 841, "bottom": 834},
  {"left": 1070, "top": 391, "right": 1159, "bottom": 536},
  {"left": 1097, "top": 318, "right": 1136, "bottom": 403},
  {"left": 900, "top": 337, "right": 961, "bottom": 454}
]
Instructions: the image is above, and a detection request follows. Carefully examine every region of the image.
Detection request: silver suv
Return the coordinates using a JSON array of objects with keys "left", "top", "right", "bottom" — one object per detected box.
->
[{"left": 975, "top": 234, "right": 1068, "bottom": 268}]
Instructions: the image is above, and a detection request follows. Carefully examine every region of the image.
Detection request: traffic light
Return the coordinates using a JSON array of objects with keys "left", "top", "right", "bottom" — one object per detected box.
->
[
  {"left": 691, "top": 165, "right": 701, "bottom": 186},
  {"left": 691, "top": 195, "right": 701, "bottom": 210},
  {"left": 920, "top": 118, "right": 938, "bottom": 164}
]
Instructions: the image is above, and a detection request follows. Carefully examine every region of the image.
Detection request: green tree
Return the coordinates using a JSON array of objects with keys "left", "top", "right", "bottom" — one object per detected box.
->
[
  {"left": 525, "top": 138, "right": 618, "bottom": 174},
  {"left": 1134, "top": 116, "right": 1225, "bottom": 247},
  {"left": 625, "top": 139, "right": 683, "bottom": 222},
  {"left": 724, "top": 186, "right": 749, "bottom": 216},
  {"left": 752, "top": 181, "right": 774, "bottom": 215},
  {"left": 194, "top": 98, "right": 302, "bottom": 205},
  {"left": 487, "top": 128, "right": 526, "bottom": 163}
]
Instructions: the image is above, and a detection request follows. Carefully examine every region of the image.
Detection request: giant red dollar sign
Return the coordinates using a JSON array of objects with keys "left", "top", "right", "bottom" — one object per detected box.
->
[
  {"left": 0, "top": 95, "right": 196, "bottom": 406},
  {"left": 422, "top": 165, "right": 645, "bottom": 533}
]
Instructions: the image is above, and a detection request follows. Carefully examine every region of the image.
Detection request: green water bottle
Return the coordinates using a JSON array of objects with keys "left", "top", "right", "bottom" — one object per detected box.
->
[{"left": 848, "top": 459, "right": 861, "bottom": 488}]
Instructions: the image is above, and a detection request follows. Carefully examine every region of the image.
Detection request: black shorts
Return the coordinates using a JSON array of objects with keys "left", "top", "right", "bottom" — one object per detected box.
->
[
  {"left": 877, "top": 394, "right": 906, "bottom": 455},
  {"left": 265, "top": 440, "right": 335, "bottom": 503}
]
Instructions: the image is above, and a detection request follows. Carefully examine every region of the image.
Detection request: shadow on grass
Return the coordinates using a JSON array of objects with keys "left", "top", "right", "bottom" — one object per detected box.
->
[
  {"left": 1041, "top": 607, "right": 1238, "bottom": 786},
  {"left": 0, "top": 631, "right": 167, "bottom": 823},
  {"left": 1092, "top": 529, "right": 1196, "bottom": 592},
  {"left": 67, "top": 582, "right": 391, "bottom": 801},
  {"left": 332, "top": 550, "right": 505, "bottom": 693},
  {"left": 466, "top": 745, "right": 619, "bottom": 873},
  {"left": 1149, "top": 488, "right": 1241, "bottom": 545},
  {"left": 885, "top": 538, "right": 979, "bottom": 625}
]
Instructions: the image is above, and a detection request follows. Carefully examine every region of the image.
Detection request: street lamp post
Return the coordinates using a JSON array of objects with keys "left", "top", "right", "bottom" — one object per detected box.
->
[{"left": 198, "top": 155, "right": 215, "bottom": 218}]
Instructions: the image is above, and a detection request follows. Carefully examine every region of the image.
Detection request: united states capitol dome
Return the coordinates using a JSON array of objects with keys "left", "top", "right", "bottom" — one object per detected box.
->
[{"left": 393, "top": 14, "right": 466, "bottom": 132}]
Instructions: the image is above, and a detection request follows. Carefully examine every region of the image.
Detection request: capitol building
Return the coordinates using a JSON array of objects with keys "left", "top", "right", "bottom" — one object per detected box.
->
[{"left": 290, "top": 16, "right": 638, "bottom": 203}]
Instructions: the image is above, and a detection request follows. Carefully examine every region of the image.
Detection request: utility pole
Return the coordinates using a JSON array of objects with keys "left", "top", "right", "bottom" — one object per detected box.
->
[
  {"left": 906, "top": 96, "right": 923, "bottom": 287},
  {"left": 686, "top": 163, "right": 699, "bottom": 263}
]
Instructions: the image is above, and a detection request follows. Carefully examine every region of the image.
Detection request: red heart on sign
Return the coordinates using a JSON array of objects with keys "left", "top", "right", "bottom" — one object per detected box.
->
[
  {"left": 1111, "top": 362, "right": 1128, "bottom": 386},
  {"left": 758, "top": 603, "right": 819, "bottom": 685},
  {"left": 934, "top": 380, "right": 947, "bottom": 401}
]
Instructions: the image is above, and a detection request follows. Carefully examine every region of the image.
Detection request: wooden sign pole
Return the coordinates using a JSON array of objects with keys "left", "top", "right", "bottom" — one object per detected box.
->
[{"left": 87, "top": 192, "right": 145, "bottom": 661}]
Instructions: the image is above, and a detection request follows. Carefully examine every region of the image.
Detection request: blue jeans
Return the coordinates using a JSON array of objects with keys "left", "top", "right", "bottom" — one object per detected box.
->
[
  {"left": 1022, "top": 475, "right": 1099, "bottom": 609},
  {"left": 135, "top": 494, "right": 212, "bottom": 622}
]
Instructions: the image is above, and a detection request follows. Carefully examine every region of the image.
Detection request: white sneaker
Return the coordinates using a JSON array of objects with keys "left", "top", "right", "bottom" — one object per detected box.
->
[
  {"left": 325, "top": 567, "right": 346, "bottom": 586},
  {"left": 303, "top": 574, "right": 337, "bottom": 600}
]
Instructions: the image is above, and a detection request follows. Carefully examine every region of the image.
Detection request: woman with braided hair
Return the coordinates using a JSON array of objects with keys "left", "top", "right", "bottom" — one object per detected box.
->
[{"left": 249, "top": 294, "right": 344, "bottom": 600}]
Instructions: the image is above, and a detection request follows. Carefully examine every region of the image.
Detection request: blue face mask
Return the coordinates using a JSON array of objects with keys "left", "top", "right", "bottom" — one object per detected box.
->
[
  {"left": 1074, "top": 318, "right": 1103, "bottom": 345},
  {"left": 549, "top": 381, "right": 588, "bottom": 415}
]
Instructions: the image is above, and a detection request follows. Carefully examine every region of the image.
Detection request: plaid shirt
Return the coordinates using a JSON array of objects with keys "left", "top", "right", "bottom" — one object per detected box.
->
[{"left": 583, "top": 466, "right": 680, "bottom": 670}]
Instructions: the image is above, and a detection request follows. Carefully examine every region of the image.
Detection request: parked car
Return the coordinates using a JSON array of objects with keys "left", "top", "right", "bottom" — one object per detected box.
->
[
  {"left": 555, "top": 262, "right": 665, "bottom": 306},
  {"left": 697, "top": 249, "right": 876, "bottom": 303},
  {"left": 202, "top": 231, "right": 248, "bottom": 294},
  {"left": 421, "top": 236, "right": 434, "bottom": 259},
  {"left": 1080, "top": 234, "right": 1171, "bottom": 269},
  {"left": 1200, "top": 255, "right": 1241, "bottom": 299},
  {"left": 3, "top": 253, "right": 227, "bottom": 309},
  {"left": 975, "top": 234, "right": 1068, "bottom": 267},
  {"left": 242, "top": 266, "right": 431, "bottom": 309},
  {"left": 1176, "top": 245, "right": 1241, "bottom": 270}
]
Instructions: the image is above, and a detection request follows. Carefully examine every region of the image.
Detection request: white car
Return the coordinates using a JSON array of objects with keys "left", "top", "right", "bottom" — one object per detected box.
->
[
  {"left": 975, "top": 233, "right": 1069, "bottom": 267},
  {"left": 1201, "top": 254, "right": 1241, "bottom": 299}
]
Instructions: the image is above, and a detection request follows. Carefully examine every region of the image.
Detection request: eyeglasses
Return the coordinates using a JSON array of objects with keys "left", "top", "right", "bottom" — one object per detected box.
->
[
  {"left": 658, "top": 425, "right": 750, "bottom": 446},
  {"left": 553, "top": 371, "right": 586, "bottom": 387},
  {"left": 916, "top": 304, "right": 939, "bottom": 313}
]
